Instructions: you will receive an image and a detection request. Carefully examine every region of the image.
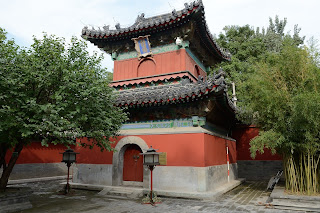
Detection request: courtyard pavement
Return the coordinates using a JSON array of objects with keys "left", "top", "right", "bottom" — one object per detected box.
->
[{"left": 11, "top": 180, "right": 305, "bottom": 213}]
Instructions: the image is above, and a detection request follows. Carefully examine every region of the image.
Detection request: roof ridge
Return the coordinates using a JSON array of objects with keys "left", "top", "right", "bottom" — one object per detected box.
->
[
  {"left": 82, "top": 0, "right": 231, "bottom": 62},
  {"left": 82, "top": 0, "right": 202, "bottom": 37}
]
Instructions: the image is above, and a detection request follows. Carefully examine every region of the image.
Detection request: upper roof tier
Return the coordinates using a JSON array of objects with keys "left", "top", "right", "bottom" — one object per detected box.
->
[{"left": 81, "top": 0, "right": 231, "bottom": 66}]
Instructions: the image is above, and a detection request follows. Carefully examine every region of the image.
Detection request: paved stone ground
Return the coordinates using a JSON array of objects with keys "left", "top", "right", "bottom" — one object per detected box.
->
[{"left": 12, "top": 180, "right": 305, "bottom": 213}]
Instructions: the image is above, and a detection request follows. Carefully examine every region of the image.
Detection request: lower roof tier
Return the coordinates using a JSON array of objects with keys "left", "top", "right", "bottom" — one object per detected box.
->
[
  {"left": 111, "top": 71, "right": 198, "bottom": 88},
  {"left": 114, "top": 69, "right": 235, "bottom": 111}
]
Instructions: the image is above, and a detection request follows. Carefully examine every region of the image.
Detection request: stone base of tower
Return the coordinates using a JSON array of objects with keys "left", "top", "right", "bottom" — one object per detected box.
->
[
  {"left": 152, "top": 164, "right": 238, "bottom": 192},
  {"left": 73, "top": 163, "right": 238, "bottom": 193}
]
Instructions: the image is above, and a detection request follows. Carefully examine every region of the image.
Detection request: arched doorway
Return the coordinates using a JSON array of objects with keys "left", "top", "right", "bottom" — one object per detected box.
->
[
  {"left": 123, "top": 144, "right": 143, "bottom": 182},
  {"left": 112, "top": 136, "right": 149, "bottom": 187}
]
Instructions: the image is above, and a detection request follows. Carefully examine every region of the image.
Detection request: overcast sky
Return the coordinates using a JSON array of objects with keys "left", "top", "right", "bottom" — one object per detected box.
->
[{"left": 1, "top": 0, "right": 319, "bottom": 71}]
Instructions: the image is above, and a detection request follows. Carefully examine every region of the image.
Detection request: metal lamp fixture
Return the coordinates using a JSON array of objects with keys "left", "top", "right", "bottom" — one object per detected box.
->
[
  {"left": 62, "top": 149, "right": 78, "bottom": 165},
  {"left": 142, "top": 147, "right": 160, "bottom": 166},
  {"left": 60, "top": 149, "right": 79, "bottom": 194},
  {"left": 140, "top": 146, "right": 161, "bottom": 205}
]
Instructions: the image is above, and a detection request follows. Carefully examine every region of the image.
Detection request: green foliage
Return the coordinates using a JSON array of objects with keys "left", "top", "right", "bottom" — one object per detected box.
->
[
  {"left": 240, "top": 37, "right": 320, "bottom": 194},
  {"left": 216, "top": 25, "right": 264, "bottom": 82},
  {"left": 106, "top": 71, "right": 113, "bottom": 82},
  {"left": 215, "top": 16, "right": 307, "bottom": 129},
  {"left": 249, "top": 130, "right": 284, "bottom": 159},
  {"left": 217, "top": 16, "right": 320, "bottom": 194},
  {"left": 243, "top": 40, "right": 320, "bottom": 155},
  {"left": 215, "top": 16, "right": 305, "bottom": 83},
  {"left": 0, "top": 29, "right": 127, "bottom": 151}
]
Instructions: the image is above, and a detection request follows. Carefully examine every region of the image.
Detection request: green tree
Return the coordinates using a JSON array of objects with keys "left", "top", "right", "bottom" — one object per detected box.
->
[
  {"left": 243, "top": 39, "right": 320, "bottom": 194},
  {"left": 215, "top": 16, "right": 305, "bottom": 124},
  {"left": 216, "top": 17, "right": 320, "bottom": 194},
  {"left": 105, "top": 71, "right": 113, "bottom": 82},
  {"left": 0, "top": 29, "right": 127, "bottom": 191},
  {"left": 215, "top": 16, "right": 305, "bottom": 83}
]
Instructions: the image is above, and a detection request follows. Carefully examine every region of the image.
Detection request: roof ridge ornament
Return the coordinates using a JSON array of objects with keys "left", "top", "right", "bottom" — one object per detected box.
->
[
  {"left": 136, "top": 13, "right": 145, "bottom": 23},
  {"left": 82, "top": 26, "right": 89, "bottom": 35},
  {"left": 103, "top": 25, "right": 110, "bottom": 31},
  {"left": 195, "top": 0, "right": 203, "bottom": 7},
  {"left": 172, "top": 9, "right": 178, "bottom": 17}
]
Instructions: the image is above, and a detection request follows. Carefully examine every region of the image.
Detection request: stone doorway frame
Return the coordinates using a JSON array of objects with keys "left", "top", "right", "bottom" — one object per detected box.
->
[{"left": 112, "top": 136, "right": 150, "bottom": 188}]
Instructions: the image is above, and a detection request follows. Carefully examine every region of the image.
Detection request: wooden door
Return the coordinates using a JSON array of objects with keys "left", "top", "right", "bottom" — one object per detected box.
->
[{"left": 123, "top": 145, "right": 143, "bottom": 182}]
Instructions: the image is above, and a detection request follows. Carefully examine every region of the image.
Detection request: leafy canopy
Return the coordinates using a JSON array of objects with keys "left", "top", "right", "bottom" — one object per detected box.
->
[
  {"left": 0, "top": 29, "right": 127, "bottom": 151},
  {"left": 215, "top": 16, "right": 319, "bottom": 158},
  {"left": 215, "top": 16, "right": 305, "bottom": 84},
  {"left": 245, "top": 40, "right": 320, "bottom": 157},
  {"left": 216, "top": 16, "right": 320, "bottom": 194}
]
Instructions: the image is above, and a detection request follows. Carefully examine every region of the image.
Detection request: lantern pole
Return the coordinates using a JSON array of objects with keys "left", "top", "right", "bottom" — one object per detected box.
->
[
  {"left": 60, "top": 149, "right": 79, "bottom": 194},
  {"left": 141, "top": 146, "right": 161, "bottom": 205},
  {"left": 66, "top": 161, "right": 71, "bottom": 193},
  {"left": 149, "top": 165, "right": 154, "bottom": 204}
]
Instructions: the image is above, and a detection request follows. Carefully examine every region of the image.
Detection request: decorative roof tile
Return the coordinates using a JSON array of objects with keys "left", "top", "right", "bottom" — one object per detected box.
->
[
  {"left": 111, "top": 71, "right": 198, "bottom": 87},
  {"left": 115, "top": 69, "right": 235, "bottom": 112}
]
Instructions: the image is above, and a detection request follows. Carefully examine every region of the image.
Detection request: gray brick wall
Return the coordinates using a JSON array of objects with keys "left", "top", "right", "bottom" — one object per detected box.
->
[
  {"left": 1, "top": 163, "right": 68, "bottom": 180},
  {"left": 237, "top": 160, "right": 283, "bottom": 180}
]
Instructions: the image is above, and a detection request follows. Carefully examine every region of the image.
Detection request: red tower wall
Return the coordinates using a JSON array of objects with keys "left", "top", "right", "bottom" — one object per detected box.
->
[
  {"left": 232, "top": 125, "right": 282, "bottom": 180},
  {"left": 185, "top": 52, "right": 207, "bottom": 79},
  {"left": 232, "top": 126, "right": 281, "bottom": 161},
  {"left": 75, "top": 137, "right": 115, "bottom": 164},
  {"left": 4, "top": 142, "right": 72, "bottom": 180},
  {"left": 204, "top": 134, "right": 236, "bottom": 166},
  {"left": 5, "top": 133, "right": 233, "bottom": 167},
  {"left": 5, "top": 142, "right": 72, "bottom": 164},
  {"left": 76, "top": 133, "right": 234, "bottom": 167},
  {"left": 113, "top": 49, "right": 205, "bottom": 81}
]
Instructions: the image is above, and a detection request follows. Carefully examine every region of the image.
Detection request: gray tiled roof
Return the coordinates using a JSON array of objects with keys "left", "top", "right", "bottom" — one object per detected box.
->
[
  {"left": 82, "top": 1, "right": 202, "bottom": 37},
  {"left": 115, "top": 69, "right": 235, "bottom": 112},
  {"left": 82, "top": 0, "right": 231, "bottom": 61}
]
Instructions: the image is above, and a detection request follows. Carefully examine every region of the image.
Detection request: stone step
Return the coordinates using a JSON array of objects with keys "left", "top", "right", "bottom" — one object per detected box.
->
[
  {"left": 272, "top": 198, "right": 320, "bottom": 212},
  {"left": 272, "top": 198, "right": 320, "bottom": 209},
  {"left": 270, "top": 186, "right": 320, "bottom": 212},
  {"left": 111, "top": 186, "right": 138, "bottom": 192},
  {"left": 98, "top": 186, "right": 144, "bottom": 199},
  {"left": 273, "top": 203, "right": 320, "bottom": 212},
  {"left": 108, "top": 190, "right": 133, "bottom": 196}
]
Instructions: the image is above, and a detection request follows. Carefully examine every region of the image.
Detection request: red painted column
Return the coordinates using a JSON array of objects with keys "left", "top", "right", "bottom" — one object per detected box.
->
[{"left": 226, "top": 145, "right": 230, "bottom": 182}]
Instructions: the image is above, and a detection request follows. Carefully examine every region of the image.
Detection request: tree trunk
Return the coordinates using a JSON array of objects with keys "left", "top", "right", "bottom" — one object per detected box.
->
[
  {"left": 0, "top": 141, "right": 24, "bottom": 192},
  {"left": 0, "top": 144, "right": 8, "bottom": 170}
]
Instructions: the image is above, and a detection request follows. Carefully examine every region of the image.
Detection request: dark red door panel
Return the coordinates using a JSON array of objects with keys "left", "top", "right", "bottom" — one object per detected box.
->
[{"left": 123, "top": 145, "right": 143, "bottom": 182}]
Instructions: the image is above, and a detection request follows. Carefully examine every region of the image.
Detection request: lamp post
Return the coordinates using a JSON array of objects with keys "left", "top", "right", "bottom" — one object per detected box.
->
[
  {"left": 60, "top": 149, "right": 79, "bottom": 194},
  {"left": 140, "top": 146, "right": 161, "bottom": 205}
]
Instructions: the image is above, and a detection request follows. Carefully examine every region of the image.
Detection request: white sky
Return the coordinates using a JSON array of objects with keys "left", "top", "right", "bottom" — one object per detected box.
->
[{"left": 1, "top": 0, "right": 319, "bottom": 71}]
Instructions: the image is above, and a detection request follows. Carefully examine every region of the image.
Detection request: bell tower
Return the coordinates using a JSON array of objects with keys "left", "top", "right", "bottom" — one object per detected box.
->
[{"left": 79, "top": 0, "right": 239, "bottom": 194}]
